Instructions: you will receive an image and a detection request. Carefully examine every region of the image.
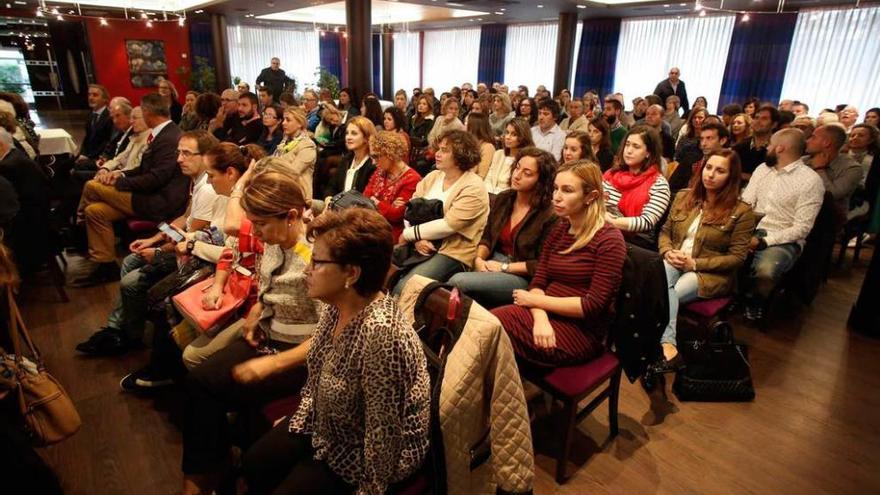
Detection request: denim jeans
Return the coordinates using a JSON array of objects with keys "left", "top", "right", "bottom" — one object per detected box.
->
[
  {"left": 392, "top": 253, "right": 465, "bottom": 296},
  {"left": 661, "top": 261, "right": 700, "bottom": 347},
  {"left": 447, "top": 253, "right": 529, "bottom": 309},
  {"left": 106, "top": 251, "right": 176, "bottom": 340},
  {"left": 105, "top": 253, "right": 148, "bottom": 334},
  {"left": 747, "top": 242, "right": 801, "bottom": 302}
]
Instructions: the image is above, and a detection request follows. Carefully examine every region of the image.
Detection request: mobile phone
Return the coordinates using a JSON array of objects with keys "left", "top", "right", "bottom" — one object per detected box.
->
[{"left": 158, "top": 222, "right": 184, "bottom": 242}]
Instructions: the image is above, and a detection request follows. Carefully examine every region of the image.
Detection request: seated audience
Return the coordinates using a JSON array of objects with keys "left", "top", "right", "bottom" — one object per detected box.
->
[
  {"left": 460, "top": 89, "right": 476, "bottom": 121},
  {"left": 214, "top": 91, "right": 262, "bottom": 145},
  {"left": 242, "top": 208, "right": 430, "bottom": 495},
  {"left": 489, "top": 92, "right": 515, "bottom": 137},
  {"left": 382, "top": 106, "right": 411, "bottom": 164},
  {"left": 743, "top": 97, "right": 759, "bottom": 118},
  {"left": 182, "top": 169, "right": 319, "bottom": 495},
  {"left": 847, "top": 123, "right": 880, "bottom": 186},
  {"left": 209, "top": 90, "right": 240, "bottom": 134},
  {"left": 314, "top": 104, "right": 346, "bottom": 157},
  {"left": 517, "top": 97, "right": 538, "bottom": 127},
  {"left": 257, "top": 86, "right": 274, "bottom": 112},
  {"left": 721, "top": 103, "right": 743, "bottom": 127},
  {"left": 669, "top": 122, "right": 730, "bottom": 194},
  {"left": 427, "top": 97, "right": 465, "bottom": 148},
  {"left": 0, "top": 109, "right": 36, "bottom": 160},
  {"left": 792, "top": 115, "right": 816, "bottom": 139},
  {"left": 302, "top": 89, "right": 321, "bottom": 132},
  {"left": 364, "top": 131, "right": 421, "bottom": 241},
  {"left": 193, "top": 92, "right": 222, "bottom": 132},
  {"left": 93, "top": 106, "right": 149, "bottom": 176},
  {"left": 653, "top": 149, "right": 755, "bottom": 375},
  {"left": 324, "top": 116, "right": 376, "bottom": 198},
  {"left": 804, "top": 123, "right": 863, "bottom": 232},
  {"left": 484, "top": 118, "right": 534, "bottom": 194},
  {"left": 735, "top": 105, "right": 781, "bottom": 180},
  {"left": 864, "top": 107, "right": 879, "bottom": 127},
  {"left": 531, "top": 99, "right": 566, "bottom": 160},
  {"left": 693, "top": 96, "right": 708, "bottom": 111},
  {"left": 0, "top": 91, "right": 39, "bottom": 154},
  {"left": 644, "top": 104, "right": 676, "bottom": 159},
  {"left": 491, "top": 160, "right": 626, "bottom": 366},
  {"left": 740, "top": 129, "right": 824, "bottom": 323},
  {"left": 561, "top": 130, "right": 597, "bottom": 165},
  {"left": 729, "top": 112, "right": 752, "bottom": 146},
  {"left": 337, "top": 87, "right": 360, "bottom": 117},
  {"left": 274, "top": 106, "right": 317, "bottom": 200},
  {"left": 674, "top": 107, "right": 707, "bottom": 166},
  {"left": 561, "top": 99, "right": 588, "bottom": 132},
  {"left": 74, "top": 93, "right": 186, "bottom": 287},
  {"left": 278, "top": 93, "right": 297, "bottom": 109},
  {"left": 392, "top": 130, "right": 490, "bottom": 296},
  {"left": 792, "top": 101, "right": 810, "bottom": 117},
  {"left": 664, "top": 95, "right": 685, "bottom": 137},
  {"left": 158, "top": 78, "right": 183, "bottom": 124},
  {"left": 466, "top": 112, "right": 497, "bottom": 179},
  {"left": 361, "top": 93, "right": 385, "bottom": 128},
  {"left": 449, "top": 147, "right": 558, "bottom": 308},
  {"left": 179, "top": 91, "right": 200, "bottom": 131},
  {"left": 587, "top": 115, "right": 616, "bottom": 171},
  {"left": 603, "top": 126, "right": 672, "bottom": 242},
  {"left": 75, "top": 130, "right": 221, "bottom": 356},
  {"left": 839, "top": 105, "right": 859, "bottom": 132},
  {"left": 409, "top": 95, "right": 436, "bottom": 173},
  {"left": 256, "top": 104, "right": 284, "bottom": 154},
  {"left": 0, "top": 129, "right": 48, "bottom": 275},
  {"left": 75, "top": 84, "right": 114, "bottom": 165},
  {"left": 603, "top": 96, "right": 628, "bottom": 153}
]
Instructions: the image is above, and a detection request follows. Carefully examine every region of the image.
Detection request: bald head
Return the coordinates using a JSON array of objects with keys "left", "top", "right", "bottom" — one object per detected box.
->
[{"left": 771, "top": 128, "right": 806, "bottom": 158}]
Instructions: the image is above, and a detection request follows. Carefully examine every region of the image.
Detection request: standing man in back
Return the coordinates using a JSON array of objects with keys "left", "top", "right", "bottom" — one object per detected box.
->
[
  {"left": 654, "top": 67, "right": 690, "bottom": 117},
  {"left": 256, "top": 57, "right": 292, "bottom": 102}
]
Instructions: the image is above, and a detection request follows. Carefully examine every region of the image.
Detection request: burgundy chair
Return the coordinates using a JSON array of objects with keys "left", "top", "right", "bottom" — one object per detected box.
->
[
  {"left": 680, "top": 296, "right": 734, "bottom": 339},
  {"left": 125, "top": 219, "right": 159, "bottom": 235},
  {"left": 524, "top": 350, "right": 623, "bottom": 483}
]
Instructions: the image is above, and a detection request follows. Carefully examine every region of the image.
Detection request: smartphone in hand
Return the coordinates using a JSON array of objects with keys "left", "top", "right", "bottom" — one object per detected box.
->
[{"left": 158, "top": 222, "right": 185, "bottom": 242}]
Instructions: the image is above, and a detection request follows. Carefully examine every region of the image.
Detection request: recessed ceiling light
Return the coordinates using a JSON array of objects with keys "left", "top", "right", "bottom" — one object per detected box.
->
[
  {"left": 537, "top": 4, "right": 544, "bottom": 7},
  {"left": 577, "top": 4, "right": 586, "bottom": 8},
  {"left": 679, "top": 2, "right": 685, "bottom": 5},
  {"left": 664, "top": 3, "right": 670, "bottom": 6},
  {"left": 494, "top": 11, "right": 503, "bottom": 15},
  {"left": 195, "top": 9, "right": 204, "bottom": 13}
]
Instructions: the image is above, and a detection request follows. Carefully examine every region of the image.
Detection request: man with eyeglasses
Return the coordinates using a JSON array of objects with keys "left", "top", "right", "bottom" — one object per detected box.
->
[
  {"left": 77, "top": 131, "right": 223, "bottom": 361},
  {"left": 214, "top": 92, "right": 263, "bottom": 145},
  {"left": 74, "top": 93, "right": 186, "bottom": 287},
  {"left": 209, "top": 88, "right": 240, "bottom": 133},
  {"left": 302, "top": 89, "right": 321, "bottom": 133},
  {"left": 654, "top": 67, "right": 690, "bottom": 116}
]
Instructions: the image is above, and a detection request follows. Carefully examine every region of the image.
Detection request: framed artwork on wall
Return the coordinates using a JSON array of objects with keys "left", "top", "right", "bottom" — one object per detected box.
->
[{"left": 126, "top": 39, "right": 168, "bottom": 88}]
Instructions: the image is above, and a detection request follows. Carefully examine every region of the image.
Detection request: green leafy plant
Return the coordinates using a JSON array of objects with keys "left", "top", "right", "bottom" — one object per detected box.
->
[
  {"left": 313, "top": 66, "right": 340, "bottom": 99},
  {"left": 177, "top": 56, "right": 216, "bottom": 93},
  {"left": 0, "top": 65, "right": 27, "bottom": 94}
]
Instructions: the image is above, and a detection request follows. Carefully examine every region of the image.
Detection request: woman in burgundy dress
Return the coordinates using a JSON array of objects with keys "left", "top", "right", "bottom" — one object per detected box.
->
[{"left": 492, "top": 160, "right": 627, "bottom": 366}]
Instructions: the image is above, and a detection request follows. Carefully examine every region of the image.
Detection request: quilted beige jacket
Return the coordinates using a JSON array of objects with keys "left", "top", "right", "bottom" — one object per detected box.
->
[{"left": 398, "top": 275, "right": 534, "bottom": 495}]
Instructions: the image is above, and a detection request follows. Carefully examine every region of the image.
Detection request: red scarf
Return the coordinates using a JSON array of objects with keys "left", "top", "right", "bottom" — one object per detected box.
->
[{"left": 603, "top": 166, "right": 660, "bottom": 217}]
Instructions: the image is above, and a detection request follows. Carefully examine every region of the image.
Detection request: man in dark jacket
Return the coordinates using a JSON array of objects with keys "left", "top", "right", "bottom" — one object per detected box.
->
[
  {"left": 255, "top": 57, "right": 293, "bottom": 101},
  {"left": 72, "top": 99, "right": 134, "bottom": 182},
  {"left": 76, "top": 84, "right": 114, "bottom": 163},
  {"left": 0, "top": 129, "right": 49, "bottom": 274},
  {"left": 74, "top": 93, "right": 186, "bottom": 287},
  {"left": 213, "top": 92, "right": 262, "bottom": 145},
  {"left": 653, "top": 67, "right": 690, "bottom": 117}
]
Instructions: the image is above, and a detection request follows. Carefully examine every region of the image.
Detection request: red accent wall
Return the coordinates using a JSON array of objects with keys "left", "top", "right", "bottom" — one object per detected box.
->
[{"left": 84, "top": 18, "right": 190, "bottom": 104}]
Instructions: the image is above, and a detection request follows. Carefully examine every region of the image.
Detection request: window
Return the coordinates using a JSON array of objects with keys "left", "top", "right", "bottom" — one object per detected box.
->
[
  {"left": 504, "top": 22, "right": 558, "bottom": 93},
  {"left": 422, "top": 28, "right": 479, "bottom": 92},
  {"left": 227, "top": 25, "right": 320, "bottom": 91}
]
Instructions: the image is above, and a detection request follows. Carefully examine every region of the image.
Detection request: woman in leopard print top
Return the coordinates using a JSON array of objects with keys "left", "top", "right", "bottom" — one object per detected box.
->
[{"left": 242, "top": 208, "right": 430, "bottom": 495}]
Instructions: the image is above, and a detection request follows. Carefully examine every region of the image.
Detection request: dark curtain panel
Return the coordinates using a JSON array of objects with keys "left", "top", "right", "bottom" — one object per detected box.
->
[
  {"left": 718, "top": 13, "right": 798, "bottom": 111},
  {"left": 478, "top": 24, "right": 507, "bottom": 85},
  {"left": 573, "top": 18, "right": 621, "bottom": 98},
  {"left": 319, "top": 32, "right": 343, "bottom": 82},
  {"left": 189, "top": 22, "right": 215, "bottom": 68},
  {"left": 372, "top": 34, "right": 381, "bottom": 95}
]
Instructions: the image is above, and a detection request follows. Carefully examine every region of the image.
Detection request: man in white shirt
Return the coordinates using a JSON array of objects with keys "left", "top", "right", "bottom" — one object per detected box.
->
[
  {"left": 531, "top": 100, "right": 565, "bottom": 160},
  {"left": 560, "top": 99, "right": 588, "bottom": 132},
  {"left": 76, "top": 130, "right": 222, "bottom": 357},
  {"left": 741, "top": 128, "right": 825, "bottom": 322}
]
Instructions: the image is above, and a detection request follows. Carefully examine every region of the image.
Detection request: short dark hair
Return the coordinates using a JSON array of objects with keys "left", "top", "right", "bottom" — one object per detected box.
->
[
  {"left": 700, "top": 122, "right": 730, "bottom": 143},
  {"left": 0, "top": 92, "right": 29, "bottom": 119},
  {"left": 279, "top": 93, "right": 297, "bottom": 106},
  {"left": 382, "top": 106, "right": 406, "bottom": 132},
  {"left": 537, "top": 99, "right": 561, "bottom": 119},
  {"left": 436, "top": 129, "right": 481, "bottom": 171},
  {"left": 180, "top": 129, "right": 220, "bottom": 155},
  {"left": 756, "top": 104, "right": 781, "bottom": 124},
  {"left": 604, "top": 98, "right": 623, "bottom": 112},
  {"left": 195, "top": 92, "right": 222, "bottom": 121},
  {"left": 306, "top": 208, "right": 393, "bottom": 296},
  {"left": 793, "top": 101, "right": 810, "bottom": 113},
  {"left": 722, "top": 104, "right": 743, "bottom": 117},
  {"left": 239, "top": 91, "right": 259, "bottom": 106},
  {"left": 644, "top": 94, "right": 662, "bottom": 106},
  {"left": 820, "top": 124, "right": 848, "bottom": 150},
  {"left": 141, "top": 93, "right": 170, "bottom": 118},
  {"left": 779, "top": 110, "right": 795, "bottom": 126},
  {"left": 257, "top": 87, "right": 269, "bottom": 95}
]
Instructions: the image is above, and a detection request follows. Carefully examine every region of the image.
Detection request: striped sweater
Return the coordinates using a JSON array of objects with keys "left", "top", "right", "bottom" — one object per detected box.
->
[{"left": 604, "top": 174, "right": 671, "bottom": 233}]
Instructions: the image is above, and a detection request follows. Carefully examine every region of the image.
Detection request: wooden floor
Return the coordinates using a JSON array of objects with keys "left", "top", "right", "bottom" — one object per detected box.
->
[{"left": 14, "top": 246, "right": 878, "bottom": 495}]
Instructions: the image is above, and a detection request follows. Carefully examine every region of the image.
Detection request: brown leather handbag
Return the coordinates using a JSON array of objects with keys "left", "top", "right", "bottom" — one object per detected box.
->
[{"left": 5, "top": 287, "right": 82, "bottom": 446}]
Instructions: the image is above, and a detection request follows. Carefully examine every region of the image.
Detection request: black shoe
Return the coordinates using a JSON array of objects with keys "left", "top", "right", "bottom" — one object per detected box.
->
[
  {"left": 641, "top": 371, "right": 659, "bottom": 392},
  {"left": 120, "top": 366, "right": 175, "bottom": 393},
  {"left": 649, "top": 352, "right": 685, "bottom": 376},
  {"left": 70, "top": 261, "right": 121, "bottom": 288},
  {"left": 75, "top": 328, "right": 141, "bottom": 356}
]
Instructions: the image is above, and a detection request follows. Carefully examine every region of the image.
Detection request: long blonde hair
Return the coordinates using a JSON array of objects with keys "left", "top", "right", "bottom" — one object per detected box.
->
[{"left": 557, "top": 160, "right": 606, "bottom": 254}]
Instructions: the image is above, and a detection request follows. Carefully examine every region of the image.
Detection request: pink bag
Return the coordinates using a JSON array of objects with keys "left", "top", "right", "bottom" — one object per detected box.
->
[{"left": 172, "top": 266, "right": 254, "bottom": 334}]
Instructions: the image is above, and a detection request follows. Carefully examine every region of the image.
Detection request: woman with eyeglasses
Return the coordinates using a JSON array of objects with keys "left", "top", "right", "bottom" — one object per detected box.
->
[
  {"left": 256, "top": 104, "right": 284, "bottom": 155},
  {"left": 363, "top": 131, "right": 421, "bottom": 241},
  {"left": 241, "top": 208, "right": 430, "bottom": 495},
  {"left": 182, "top": 167, "right": 319, "bottom": 495}
]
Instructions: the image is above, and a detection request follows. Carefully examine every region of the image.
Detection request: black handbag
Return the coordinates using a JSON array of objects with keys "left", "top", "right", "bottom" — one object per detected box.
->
[
  {"left": 391, "top": 198, "right": 445, "bottom": 270},
  {"left": 673, "top": 322, "right": 755, "bottom": 402},
  {"left": 328, "top": 189, "right": 377, "bottom": 211}
]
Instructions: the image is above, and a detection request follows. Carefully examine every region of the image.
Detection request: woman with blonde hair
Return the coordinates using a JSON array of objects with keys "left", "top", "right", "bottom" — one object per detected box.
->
[
  {"left": 274, "top": 106, "right": 317, "bottom": 200},
  {"left": 489, "top": 92, "right": 514, "bottom": 137},
  {"left": 427, "top": 97, "right": 465, "bottom": 148},
  {"left": 324, "top": 115, "right": 376, "bottom": 198},
  {"left": 729, "top": 112, "right": 752, "bottom": 146},
  {"left": 490, "top": 160, "right": 626, "bottom": 366},
  {"left": 182, "top": 168, "right": 319, "bottom": 495},
  {"left": 157, "top": 77, "right": 182, "bottom": 123}
]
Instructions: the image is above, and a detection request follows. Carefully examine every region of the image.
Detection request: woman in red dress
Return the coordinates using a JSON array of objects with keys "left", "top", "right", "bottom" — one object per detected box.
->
[
  {"left": 492, "top": 160, "right": 627, "bottom": 366},
  {"left": 363, "top": 131, "right": 421, "bottom": 241}
]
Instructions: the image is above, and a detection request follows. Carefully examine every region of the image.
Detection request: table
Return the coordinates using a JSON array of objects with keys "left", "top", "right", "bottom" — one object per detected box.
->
[{"left": 36, "top": 128, "right": 78, "bottom": 156}]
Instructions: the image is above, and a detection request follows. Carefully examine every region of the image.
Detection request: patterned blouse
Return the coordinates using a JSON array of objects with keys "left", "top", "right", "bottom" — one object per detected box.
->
[{"left": 289, "top": 295, "right": 431, "bottom": 495}]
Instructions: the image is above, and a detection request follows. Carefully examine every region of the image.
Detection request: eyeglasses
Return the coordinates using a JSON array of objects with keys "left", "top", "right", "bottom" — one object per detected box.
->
[
  {"left": 177, "top": 150, "right": 201, "bottom": 157},
  {"left": 221, "top": 98, "right": 236, "bottom": 103},
  {"left": 309, "top": 258, "right": 343, "bottom": 269}
]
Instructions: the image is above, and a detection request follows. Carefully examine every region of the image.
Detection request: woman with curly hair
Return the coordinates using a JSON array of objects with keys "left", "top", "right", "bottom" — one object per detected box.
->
[{"left": 363, "top": 131, "right": 421, "bottom": 241}]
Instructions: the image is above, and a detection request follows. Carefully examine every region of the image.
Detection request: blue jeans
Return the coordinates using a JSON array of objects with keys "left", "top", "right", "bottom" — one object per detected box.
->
[
  {"left": 661, "top": 261, "right": 700, "bottom": 347},
  {"left": 392, "top": 253, "right": 465, "bottom": 296},
  {"left": 106, "top": 253, "right": 148, "bottom": 335},
  {"left": 448, "top": 253, "right": 529, "bottom": 309},
  {"left": 747, "top": 242, "right": 801, "bottom": 302}
]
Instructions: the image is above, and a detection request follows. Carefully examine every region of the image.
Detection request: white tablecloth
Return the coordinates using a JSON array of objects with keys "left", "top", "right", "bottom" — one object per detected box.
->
[{"left": 36, "top": 128, "right": 78, "bottom": 156}]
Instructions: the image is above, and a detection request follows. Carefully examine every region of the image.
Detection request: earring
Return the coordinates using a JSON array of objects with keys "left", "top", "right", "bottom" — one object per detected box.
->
[{"left": 344, "top": 282, "right": 350, "bottom": 289}]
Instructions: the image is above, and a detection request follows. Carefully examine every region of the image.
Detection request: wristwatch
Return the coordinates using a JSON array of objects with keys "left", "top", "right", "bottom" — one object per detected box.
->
[
  {"left": 186, "top": 239, "right": 196, "bottom": 254},
  {"left": 501, "top": 262, "right": 510, "bottom": 273}
]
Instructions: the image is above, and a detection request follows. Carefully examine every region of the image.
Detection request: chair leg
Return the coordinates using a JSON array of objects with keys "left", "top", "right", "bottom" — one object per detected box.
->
[
  {"left": 47, "top": 254, "right": 69, "bottom": 303},
  {"left": 836, "top": 235, "right": 847, "bottom": 267},
  {"left": 608, "top": 368, "right": 622, "bottom": 438},
  {"left": 555, "top": 400, "right": 577, "bottom": 484},
  {"left": 854, "top": 232, "right": 864, "bottom": 265}
]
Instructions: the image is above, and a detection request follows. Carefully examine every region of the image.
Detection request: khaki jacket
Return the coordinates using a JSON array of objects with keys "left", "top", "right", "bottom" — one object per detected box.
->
[
  {"left": 413, "top": 170, "right": 490, "bottom": 267},
  {"left": 659, "top": 191, "right": 756, "bottom": 298},
  {"left": 398, "top": 275, "right": 534, "bottom": 495}
]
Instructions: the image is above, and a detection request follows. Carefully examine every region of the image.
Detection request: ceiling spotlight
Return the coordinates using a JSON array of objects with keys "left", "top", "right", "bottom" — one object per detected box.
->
[
  {"left": 694, "top": 1, "right": 702, "bottom": 11},
  {"left": 146, "top": 20, "right": 153, "bottom": 27},
  {"left": 178, "top": 17, "right": 185, "bottom": 26},
  {"left": 494, "top": 11, "right": 503, "bottom": 15},
  {"left": 577, "top": 4, "right": 586, "bottom": 8},
  {"left": 195, "top": 9, "right": 204, "bottom": 14},
  {"left": 56, "top": 14, "right": 63, "bottom": 21},
  {"left": 35, "top": 9, "right": 44, "bottom": 17},
  {"left": 741, "top": 12, "right": 750, "bottom": 21},
  {"left": 699, "top": 9, "right": 706, "bottom": 16},
  {"left": 664, "top": 3, "right": 670, "bottom": 6},
  {"left": 99, "top": 17, "right": 108, "bottom": 26},
  {"left": 537, "top": 4, "right": 544, "bottom": 7}
]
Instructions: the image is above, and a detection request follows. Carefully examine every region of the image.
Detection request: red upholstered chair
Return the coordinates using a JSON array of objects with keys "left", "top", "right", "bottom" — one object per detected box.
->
[
  {"left": 125, "top": 219, "right": 159, "bottom": 234},
  {"left": 680, "top": 296, "right": 734, "bottom": 338},
  {"left": 523, "top": 351, "right": 623, "bottom": 483}
]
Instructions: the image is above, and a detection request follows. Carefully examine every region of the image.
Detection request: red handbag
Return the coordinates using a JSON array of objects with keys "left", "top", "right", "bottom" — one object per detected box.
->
[{"left": 172, "top": 266, "right": 254, "bottom": 334}]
